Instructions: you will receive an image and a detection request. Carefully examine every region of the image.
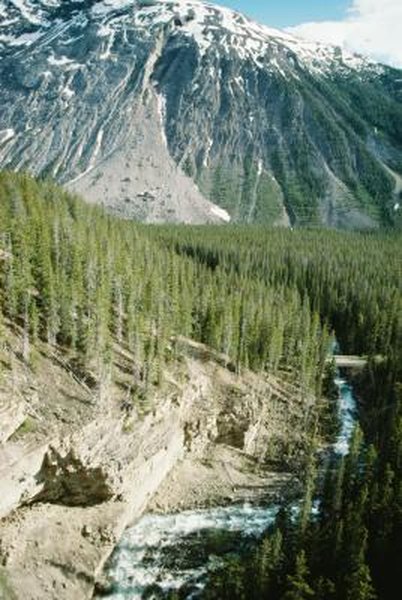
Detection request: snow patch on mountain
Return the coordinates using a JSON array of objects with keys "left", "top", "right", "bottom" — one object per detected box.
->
[
  {"left": 156, "top": 91, "right": 168, "bottom": 148},
  {"left": 210, "top": 204, "right": 231, "bottom": 222},
  {"left": 126, "top": 0, "right": 374, "bottom": 74},
  {"left": 47, "top": 54, "right": 76, "bottom": 66},
  {"left": 0, "top": 31, "right": 41, "bottom": 47},
  {"left": 0, "top": 0, "right": 382, "bottom": 76},
  {"left": 0, "top": 129, "right": 15, "bottom": 144},
  {"left": 9, "top": 0, "right": 43, "bottom": 25}
]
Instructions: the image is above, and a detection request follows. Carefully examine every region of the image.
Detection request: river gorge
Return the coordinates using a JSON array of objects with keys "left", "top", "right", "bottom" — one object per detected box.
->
[{"left": 100, "top": 366, "right": 357, "bottom": 599}]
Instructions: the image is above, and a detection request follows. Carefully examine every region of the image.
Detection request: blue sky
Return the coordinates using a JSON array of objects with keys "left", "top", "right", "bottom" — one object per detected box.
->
[{"left": 216, "top": 0, "right": 351, "bottom": 28}]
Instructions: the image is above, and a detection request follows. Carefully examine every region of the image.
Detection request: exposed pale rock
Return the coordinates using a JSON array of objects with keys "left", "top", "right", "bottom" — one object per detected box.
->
[{"left": 0, "top": 332, "right": 314, "bottom": 599}]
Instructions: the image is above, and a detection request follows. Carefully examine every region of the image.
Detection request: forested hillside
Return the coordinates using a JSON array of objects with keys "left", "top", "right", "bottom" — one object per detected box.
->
[
  {"left": 0, "top": 172, "right": 328, "bottom": 395},
  {"left": 1, "top": 171, "right": 400, "bottom": 391},
  {"left": 0, "top": 172, "right": 401, "bottom": 599}
]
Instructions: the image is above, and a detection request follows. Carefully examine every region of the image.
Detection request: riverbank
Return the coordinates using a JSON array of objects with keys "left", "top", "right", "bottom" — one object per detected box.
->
[
  {"left": 0, "top": 331, "right": 313, "bottom": 600},
  {"left": 98, "top": 358, "right": 358, "bottom": 598},
  {"left": 148, "top": 446, "right": 298, "bottom": 514}
]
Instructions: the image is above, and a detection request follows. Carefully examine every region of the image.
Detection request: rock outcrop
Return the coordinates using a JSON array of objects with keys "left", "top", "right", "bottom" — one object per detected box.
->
[{"left": 0, "top": 327, "right": 315, "bottom": 599}]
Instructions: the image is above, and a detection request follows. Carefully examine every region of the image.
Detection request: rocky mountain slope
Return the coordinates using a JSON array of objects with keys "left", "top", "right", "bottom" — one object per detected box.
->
[
  {"left": 1, "top": 0, "right": 402, "bottom": 227},
  {"left": 0, "top": 321, "right": 310, "bottom": 599}
]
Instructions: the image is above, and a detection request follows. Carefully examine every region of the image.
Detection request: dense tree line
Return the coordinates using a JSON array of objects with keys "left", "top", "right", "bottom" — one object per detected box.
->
[
  {"left": 203, "top": 362, "right": 401, "bottom": 600},
  {"left": 150, "top": 224, "right": 401, "bottom": 360},
  {"left": 0, "top": 172, "right": 336, "bottom": 395},
  {"left": 0, "top": 171, "right": 400, "bottom": 393}
]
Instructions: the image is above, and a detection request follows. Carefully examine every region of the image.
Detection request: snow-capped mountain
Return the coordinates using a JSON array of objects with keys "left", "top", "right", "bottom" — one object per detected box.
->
[{"left": 1, "top": 0, "right": 401, "bottom": 226}]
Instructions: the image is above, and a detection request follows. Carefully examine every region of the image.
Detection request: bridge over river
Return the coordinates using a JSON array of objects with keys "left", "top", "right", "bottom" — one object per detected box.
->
[{"left": 330, "top": 355, "right": 367, "bottom": 368}]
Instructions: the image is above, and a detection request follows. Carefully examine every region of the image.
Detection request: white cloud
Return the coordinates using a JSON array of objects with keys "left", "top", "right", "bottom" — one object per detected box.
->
[{"left": 288, "top": 0, "right": 402, "bottom": 68}]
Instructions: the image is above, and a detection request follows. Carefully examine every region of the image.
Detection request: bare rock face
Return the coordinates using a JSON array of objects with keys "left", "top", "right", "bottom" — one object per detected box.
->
[
  {"left": 0, "top": 333, "right": 315, "bottom": 600},
  {"left": 69, "top": 91, "right": 229, "bottom": 224},
  {"left": 31, "top": 447, "right": 114, "bottom": 507},
  {"left": 0, "top": 1, "right": 401, "bottom": 227},
  {"left": 0, "top": 392, "right": 26, "bottom": 445}
]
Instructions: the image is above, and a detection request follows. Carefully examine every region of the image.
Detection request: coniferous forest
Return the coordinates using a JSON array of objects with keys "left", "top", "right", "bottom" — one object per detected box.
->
[{"left": 0, "top": 172, "right": 401, "bottom": 599}]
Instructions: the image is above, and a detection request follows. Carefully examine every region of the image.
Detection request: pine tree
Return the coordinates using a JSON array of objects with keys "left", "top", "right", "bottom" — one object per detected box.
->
[
  {"left": 282, "top": 551, "right": 314, "bottom": 600},
  {"left": 345, "top": 562, "right": 377, "bottom": 600}
]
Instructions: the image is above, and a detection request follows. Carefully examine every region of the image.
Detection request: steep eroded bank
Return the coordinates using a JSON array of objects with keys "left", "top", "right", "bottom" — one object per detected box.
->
[{"left": 0, "top": 331, "right": 314, "bottom": 600}]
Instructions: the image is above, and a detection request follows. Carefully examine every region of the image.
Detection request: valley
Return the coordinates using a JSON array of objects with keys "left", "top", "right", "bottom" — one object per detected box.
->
[
  {"left": 0, "top": 2, "right": 401, "bottom": 599},
  {"left": 97, "top": 363, "right": 358, "bottom": 598},
  {"left": 0, "top": 173, "right": 400, "bottom": 599}
]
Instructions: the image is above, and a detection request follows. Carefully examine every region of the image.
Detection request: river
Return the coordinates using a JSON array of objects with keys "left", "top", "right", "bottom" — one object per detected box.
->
[{"left": 100, "top": 367, "right": 357, "bottom": 599}]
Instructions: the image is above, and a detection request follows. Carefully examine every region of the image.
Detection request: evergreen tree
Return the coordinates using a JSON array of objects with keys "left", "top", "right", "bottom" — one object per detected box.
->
[{"left": 282, "top": 551, "right": 314, "bottom": 600}]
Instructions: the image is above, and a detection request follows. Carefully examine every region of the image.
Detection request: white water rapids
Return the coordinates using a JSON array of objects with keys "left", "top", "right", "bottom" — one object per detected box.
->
[
  {"left": 100, "top": 367, "right": 357, "bottom": 598},
  {"left": 333, "top": 374, "right": 357, "bottom": 456}
]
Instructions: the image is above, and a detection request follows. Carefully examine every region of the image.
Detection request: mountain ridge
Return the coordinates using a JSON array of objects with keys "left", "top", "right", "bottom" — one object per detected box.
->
[{"left": 1, "top": 0, "right": 402, "bottom": 227}]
